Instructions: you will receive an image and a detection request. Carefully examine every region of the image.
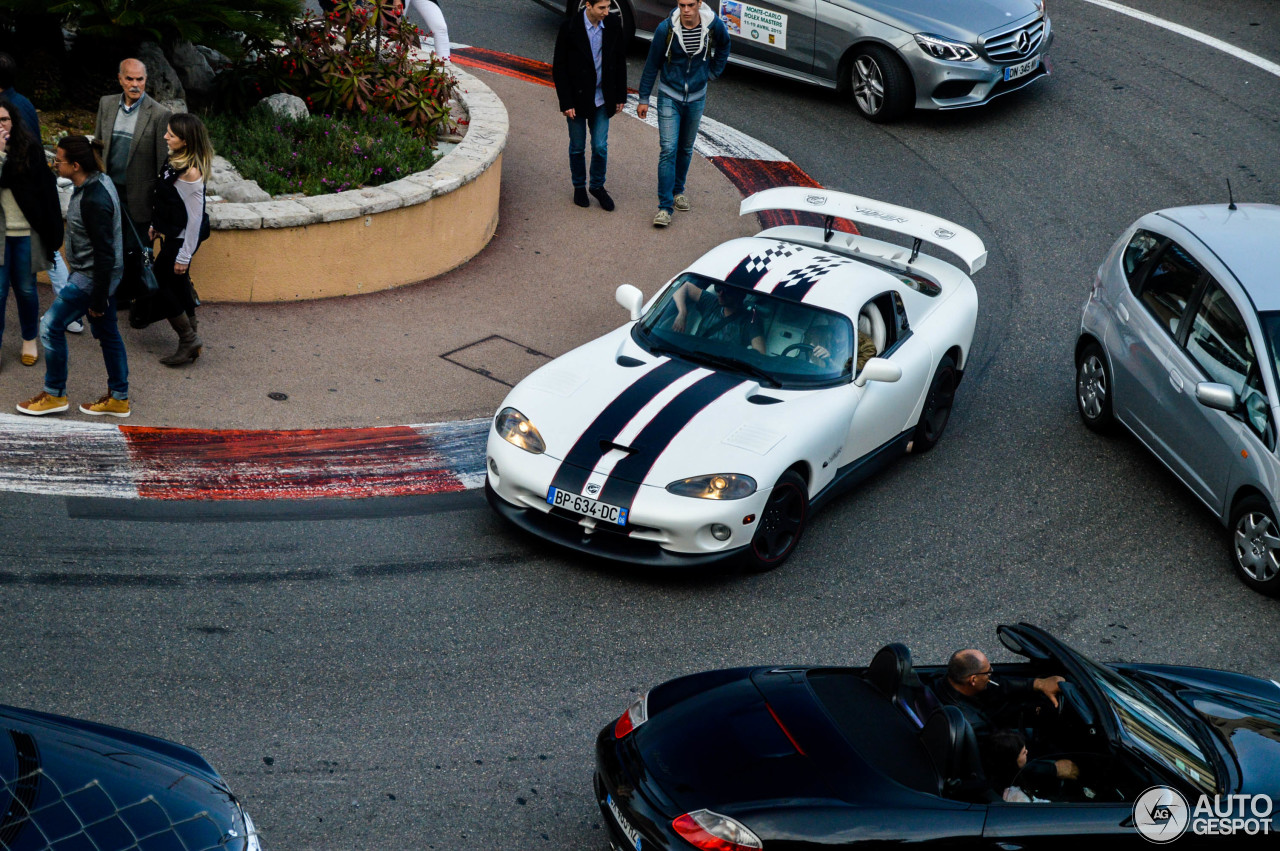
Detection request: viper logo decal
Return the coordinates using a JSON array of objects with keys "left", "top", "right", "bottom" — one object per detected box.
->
[{"left": 549, "top": 360, "right": 697, "bottom": 497}]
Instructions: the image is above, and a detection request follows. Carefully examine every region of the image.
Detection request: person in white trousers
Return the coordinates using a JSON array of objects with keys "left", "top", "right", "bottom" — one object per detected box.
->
[{"left": 398, "top": 0, "right": 451, "bottom": 62}]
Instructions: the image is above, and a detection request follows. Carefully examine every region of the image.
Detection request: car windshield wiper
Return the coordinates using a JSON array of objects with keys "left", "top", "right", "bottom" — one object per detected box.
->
[{"left": 684, "top": 351, "right": 781, "bottom": 388}]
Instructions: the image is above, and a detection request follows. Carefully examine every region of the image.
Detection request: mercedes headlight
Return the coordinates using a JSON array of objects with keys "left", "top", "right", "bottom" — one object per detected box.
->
[
  {"left": 914, "top": 33, "right": 979, "bottom": 62},
  {"left": 666, "top": 474, "right": 757, "bottom": 500},
  {"left": 495, "top": 407, "right": 546, "bottom": 454}
]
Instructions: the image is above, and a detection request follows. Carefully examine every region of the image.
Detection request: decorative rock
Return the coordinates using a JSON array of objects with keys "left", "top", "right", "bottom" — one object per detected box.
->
[
  {"left": 172, "top": 41, "right": 216, "bottom": 94},
  {"left": 195, "top": 45, "right": 233, "bottom": 71},
  {"left": 260, "top": 93, "right": 309, "bottom": 122},
  {"left": 158, "top": 99, "right": 188, "bottom": 115},
  {"left": 137, "top": 42, "right": 186, "bottom": 104},
  {"left": 219, "top": 180, "right": 272, "bottom": 203},
  {"left": 207, "top": 155, "right": 245, "bottom": 194}
]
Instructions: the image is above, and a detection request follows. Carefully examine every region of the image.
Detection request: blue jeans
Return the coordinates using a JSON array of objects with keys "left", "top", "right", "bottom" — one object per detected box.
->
[
  {"left": 656, "top": 93, "right": 706, "bottom": 213},
  {"left": 41, "top": 273, "right": 129, "bottom": 400},
  {"left": 0, "top": 235, "right": 40, "bottom": 344},
  {"left": 566, "top": 107, "right": 611, "bottom": 190}
]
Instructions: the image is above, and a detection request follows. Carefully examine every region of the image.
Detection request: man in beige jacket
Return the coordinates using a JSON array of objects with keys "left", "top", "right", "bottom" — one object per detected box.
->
[{"left": 94, "top": 58, "right": 171, "bottom": 239}]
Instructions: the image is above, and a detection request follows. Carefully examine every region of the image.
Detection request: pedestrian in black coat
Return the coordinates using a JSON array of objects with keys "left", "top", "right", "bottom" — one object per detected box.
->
[{"left": 552, "top": 0, "right": 628, "bottom": 211}]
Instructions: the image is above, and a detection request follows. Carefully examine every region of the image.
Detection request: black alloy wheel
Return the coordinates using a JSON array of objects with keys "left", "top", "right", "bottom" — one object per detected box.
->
[
  {"left": 743, "top": 470, "right": 808, "bottom": 572},
  {"left": 1230, "top": 496, "right": 1280, "bottom": 596},
  {"left": 1076, "top": 341, "right": 1115, "bottom": 433},
  {"left": 912, "top": 355, "right": 957, "bottom": 453},
  {"left": 849, "top": 45, "right": 913, "bottom": 123}
]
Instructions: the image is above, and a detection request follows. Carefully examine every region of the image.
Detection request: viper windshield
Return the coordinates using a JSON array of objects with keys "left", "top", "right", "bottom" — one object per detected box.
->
[{"left": 633, "top": 273, "right": 857, "bottom": 389}]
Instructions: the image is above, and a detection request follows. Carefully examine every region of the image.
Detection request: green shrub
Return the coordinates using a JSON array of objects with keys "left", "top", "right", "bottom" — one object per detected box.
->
[
  {"left": 206, "top": 107, "right": 438, "bottom": 197},
  {"left": 224, "top": 0, "right": 456, "bottom": 144},
  {"left": 38, "top": 0, "right": 301, "bottom": 60}
]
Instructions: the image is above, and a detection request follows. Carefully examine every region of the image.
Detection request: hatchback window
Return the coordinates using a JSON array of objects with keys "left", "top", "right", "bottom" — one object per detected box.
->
[
  {"left": 1123, "top": 229, "right": 1161, "bottom": 286},
  {"left": 1139, "top": 243, "right": 1204, "bottom": 334}
]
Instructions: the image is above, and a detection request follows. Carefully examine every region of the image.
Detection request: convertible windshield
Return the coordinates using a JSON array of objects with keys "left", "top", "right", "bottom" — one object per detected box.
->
[
  {"left": 1074, "top": 652, "right": 1217, "bottom": 794},
  {"left": 634, "top": 273, "right": 857, "bottom": 388}
]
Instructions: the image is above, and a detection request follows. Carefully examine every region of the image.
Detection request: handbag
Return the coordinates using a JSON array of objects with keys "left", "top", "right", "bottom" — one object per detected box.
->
[{"left": 122, "top": 216, "right": 160, "bottom": 297}]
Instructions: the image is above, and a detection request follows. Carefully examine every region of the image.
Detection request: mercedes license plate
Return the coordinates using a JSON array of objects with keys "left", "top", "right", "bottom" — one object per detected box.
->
[
  {"left": 606, "top": 794, "right": 643, "bottom": 851},
  {"left": 1004, "top": 56, "right": 1040, "bottom": 81},
  {"left": 548, "top": 487, "right": 628, "bottom": 526}
]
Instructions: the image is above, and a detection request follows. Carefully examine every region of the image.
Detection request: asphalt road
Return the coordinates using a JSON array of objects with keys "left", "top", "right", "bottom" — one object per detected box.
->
[{"left": 3, "top": 2, "right": 1280, "bottom": 848}]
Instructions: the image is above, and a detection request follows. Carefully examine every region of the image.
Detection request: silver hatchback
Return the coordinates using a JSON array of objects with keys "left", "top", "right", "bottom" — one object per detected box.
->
[
  {"left": 543, "top": 0, "right": 1053, "bottom": 122},
  {"left": 1076, "top": 203, "right": 1280, "bottom": 596}
]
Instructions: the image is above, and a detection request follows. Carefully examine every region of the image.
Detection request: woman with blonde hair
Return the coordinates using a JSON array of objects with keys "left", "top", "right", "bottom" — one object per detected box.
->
[{"left": 148, "top": 112, "right": 212, "bottom": 366}]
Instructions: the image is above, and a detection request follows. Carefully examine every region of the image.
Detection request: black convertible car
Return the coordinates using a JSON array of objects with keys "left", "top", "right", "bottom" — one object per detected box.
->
[
  {"left": 595, "top": 623, "right": 1280, "bottom": 849},
  {"left": 0, "top": 703, "right": 261, "bottom": 850}
]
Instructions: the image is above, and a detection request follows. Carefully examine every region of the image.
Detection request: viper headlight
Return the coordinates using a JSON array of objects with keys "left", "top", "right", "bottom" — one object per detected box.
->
[
  {"left": 915, "top": 33, "right": 979, "bottom": 61},
  {"left": 666, "top": 473, "right": 757, "bottom": 500},
  {"left": 494, "top": 407, "right": 546, "bottom": 454}
]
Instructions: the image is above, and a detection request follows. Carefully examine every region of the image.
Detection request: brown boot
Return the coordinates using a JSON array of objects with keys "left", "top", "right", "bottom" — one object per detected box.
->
[{"left": 160, "top": 313, "right": 203, "bottom": 366}]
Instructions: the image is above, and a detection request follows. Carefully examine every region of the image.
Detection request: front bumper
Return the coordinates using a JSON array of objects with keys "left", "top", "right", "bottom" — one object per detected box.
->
[
  {"left": 903, "top": 25, "right": 1054, "bottom": 110},
  {"left": 485, "top": 429, "right": 767, "bottom": 567}
]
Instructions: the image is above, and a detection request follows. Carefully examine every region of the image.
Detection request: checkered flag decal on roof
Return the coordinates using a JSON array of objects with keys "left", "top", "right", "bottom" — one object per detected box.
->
[
  {"left": 725, "top": 244, "right": 804, "bottom": 288},
  {"left": 771, "top": 255, "right": 854, "bottom": 301}
]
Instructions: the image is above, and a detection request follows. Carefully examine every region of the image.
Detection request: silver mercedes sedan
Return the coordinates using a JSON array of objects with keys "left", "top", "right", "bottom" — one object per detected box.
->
[
  {"left": 1076, "top": 203, "right": 1280, "bottom": 597},
  {"left": 540, "top": 0, "right": 1053, "bottom": 122}
]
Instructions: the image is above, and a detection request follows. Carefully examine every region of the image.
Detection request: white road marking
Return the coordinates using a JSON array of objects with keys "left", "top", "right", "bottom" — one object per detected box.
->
[{"left": 1078, "top": 0, "right": 1280, "bottom": 79}]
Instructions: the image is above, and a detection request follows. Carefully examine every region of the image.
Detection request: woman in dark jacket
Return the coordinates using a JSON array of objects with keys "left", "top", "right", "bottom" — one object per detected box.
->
[
  {"left": 0, "top": 96, "right": 62, "bottom": 369},
  {"left": 148, "top": 112, "right": 212, "bottom": 366}
]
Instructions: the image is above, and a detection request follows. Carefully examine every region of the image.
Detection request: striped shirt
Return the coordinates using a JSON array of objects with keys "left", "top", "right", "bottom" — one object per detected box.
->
[{"left": 680, "top": 22, "right": 703, "bottom": 56}]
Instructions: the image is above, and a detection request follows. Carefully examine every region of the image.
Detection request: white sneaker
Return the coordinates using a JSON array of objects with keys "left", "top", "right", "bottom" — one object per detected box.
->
[{"left": 66, "top": 319, "right": 84, "bottom": 334}]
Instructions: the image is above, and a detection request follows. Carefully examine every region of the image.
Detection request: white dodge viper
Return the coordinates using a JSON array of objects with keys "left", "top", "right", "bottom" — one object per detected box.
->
[{"left": 485, "top": 187, "right": 985, "bottom": 570}]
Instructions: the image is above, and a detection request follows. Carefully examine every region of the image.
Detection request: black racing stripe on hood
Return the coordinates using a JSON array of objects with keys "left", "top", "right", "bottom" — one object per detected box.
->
[
  {"left": 549, "top": 360, "right": 697, "bottom": 496},
  {"left": 598, "top": 372, "right": 746, "bottom": 508}
]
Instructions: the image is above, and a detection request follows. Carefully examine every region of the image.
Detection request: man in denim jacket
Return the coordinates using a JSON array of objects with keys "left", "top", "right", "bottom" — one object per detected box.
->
[{"left": 636, "top": 0, "right": 730, "bottom": 228}]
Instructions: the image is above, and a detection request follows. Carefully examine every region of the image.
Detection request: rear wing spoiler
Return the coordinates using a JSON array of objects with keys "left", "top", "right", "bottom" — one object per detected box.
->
[{"left": 739, "top": 187, "right": 987, "bottom": 274}]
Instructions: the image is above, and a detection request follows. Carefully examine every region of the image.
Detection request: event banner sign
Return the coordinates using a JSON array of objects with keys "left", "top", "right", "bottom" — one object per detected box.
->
[{"left": 720, "top": 0, "right": 788, "bottom": 50}]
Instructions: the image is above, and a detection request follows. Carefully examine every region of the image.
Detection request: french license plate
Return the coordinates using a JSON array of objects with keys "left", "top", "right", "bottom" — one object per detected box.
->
[
  {"left": 606, "top": 793, "right": 643, "bottom": 851},
  {"left": 547, "top": 486, "right": 628, "bottom": 526},
  {"left": 1004, "top": 56, "right": 1040, "bottom": 81}
]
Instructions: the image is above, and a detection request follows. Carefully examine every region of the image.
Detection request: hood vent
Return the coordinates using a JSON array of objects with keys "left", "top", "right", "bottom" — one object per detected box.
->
[
  {"left": 616, "top": 355, "right": 646, "bottom": 367},
  {"left": 748, "top": 395, "right": 783, "bottom": 405},
  {"left": 599, "top": 440, "right": 637, "bottom": 455}
]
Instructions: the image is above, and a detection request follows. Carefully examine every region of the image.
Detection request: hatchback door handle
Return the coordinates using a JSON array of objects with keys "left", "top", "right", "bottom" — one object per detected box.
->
[{"left": 1169, "top": 369, "right": 1185, "bottom": 392}]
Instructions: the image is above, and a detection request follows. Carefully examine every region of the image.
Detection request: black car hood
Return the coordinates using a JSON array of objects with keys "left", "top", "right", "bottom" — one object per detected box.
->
[
  {"left": 0, "top": 705, "right": 244, "bottom": 851},
  {"left": 633, "top": 673, "right": 833, "bottom": 815},
  {"left": 1123, "top": 665, "right": 1280, "bottom": 795}
]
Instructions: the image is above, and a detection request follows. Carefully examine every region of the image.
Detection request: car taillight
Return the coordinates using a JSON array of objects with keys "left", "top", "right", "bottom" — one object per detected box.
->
[
  {"left": 613, "top": 692, "right": 648, "bottom": 738},
  {"left": 672, "top": 809, "right": 763, "bottom": 850}
]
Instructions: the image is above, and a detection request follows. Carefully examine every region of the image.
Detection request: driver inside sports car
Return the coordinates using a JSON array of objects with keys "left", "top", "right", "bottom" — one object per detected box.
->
[
  {"left": 935, "top": 648, "right": 1082, "bottom": 798},
  {"left": 671, "top": 281, "right": 767, "bottom": 354}
]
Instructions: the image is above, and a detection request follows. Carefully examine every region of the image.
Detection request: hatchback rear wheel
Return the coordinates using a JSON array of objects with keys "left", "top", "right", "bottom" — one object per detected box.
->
[{"left": 1076, "top": 342, "right": 1115, "bottom": 433}]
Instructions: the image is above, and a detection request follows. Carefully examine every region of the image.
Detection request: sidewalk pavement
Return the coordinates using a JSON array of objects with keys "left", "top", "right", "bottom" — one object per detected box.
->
[{"left": 0, "top": 66, "right": 758, "bottom": 432}]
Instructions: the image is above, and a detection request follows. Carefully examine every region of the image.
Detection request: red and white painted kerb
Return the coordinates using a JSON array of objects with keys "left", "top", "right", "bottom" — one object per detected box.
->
[{"left": 0, "top": 47, "right": 839, "bottom": 502}]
